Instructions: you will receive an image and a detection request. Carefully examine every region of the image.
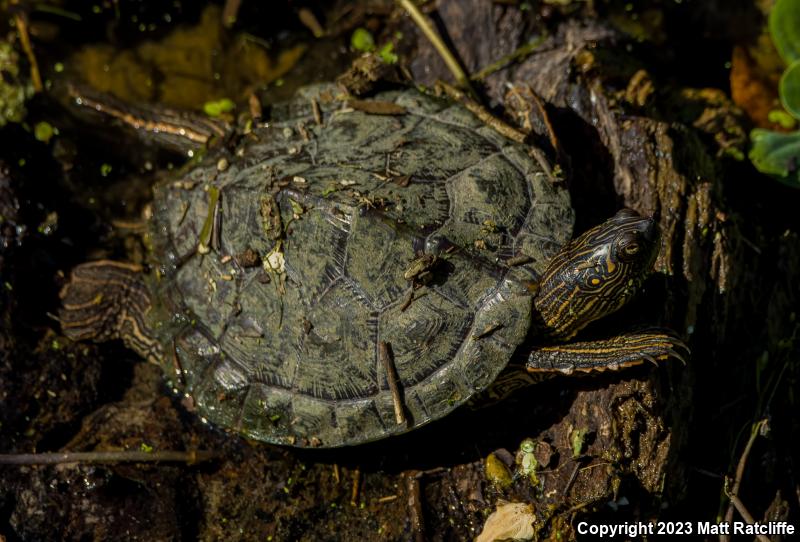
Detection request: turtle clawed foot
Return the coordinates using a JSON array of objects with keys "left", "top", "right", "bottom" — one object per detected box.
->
[
  {"left": 661, "top": 333, "right": 690, "bottom": 366},
  {"left": 526, "top": 328, "right": 689, "bottom": 374}
]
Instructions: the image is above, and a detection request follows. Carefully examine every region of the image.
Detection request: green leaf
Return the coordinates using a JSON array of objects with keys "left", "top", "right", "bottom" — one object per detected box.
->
[
  {"left": 203, "top": 98, "right": 235, "bottom": 117},
  {"left": 780, "top": 60, "right": 800, "bottom": 119},
  {"left": 34, "top": 121, "right": 55, "bottom": 143},
  {"left": 770, "top": 0, "right": 800, "bottom": 64},
  {"left": 749, "top": 128, "right": 800, "bottom": 186},
  {"left": 378, "top": 42, "right": 398, "bottom": 64},
  {"left": 350, "top": 28, "right": 375, "bottom": 52},
  {"left": 768, "top": 108, "right": 797, "bottom": 129}
]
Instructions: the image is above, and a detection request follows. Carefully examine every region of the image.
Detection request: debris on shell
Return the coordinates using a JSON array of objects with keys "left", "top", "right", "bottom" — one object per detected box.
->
[{"left": 265, "top": 249, "right": 285, "bottom": 274}]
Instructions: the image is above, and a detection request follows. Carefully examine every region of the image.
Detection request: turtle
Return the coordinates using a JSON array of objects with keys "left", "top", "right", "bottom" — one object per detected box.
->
[{"left": 58, "top": 84, "right": 685, "bottom": 448}]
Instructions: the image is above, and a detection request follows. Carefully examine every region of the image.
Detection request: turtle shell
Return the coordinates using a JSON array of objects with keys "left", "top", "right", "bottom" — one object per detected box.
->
[{"left": 148, "top": 85, "right": 574, "bottom": 447}]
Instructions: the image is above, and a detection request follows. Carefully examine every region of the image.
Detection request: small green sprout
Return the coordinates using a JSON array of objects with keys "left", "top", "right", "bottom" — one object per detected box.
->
[
  {"left": 34, "top": 121, "right": 55, "bottom": 143},
  {"left": 571, "top": 428, "right": 587, "bottom": 458},
  {"left": 203, "top": 98, "right": 235, "bottom": 117},
  {"left": 351, "top": 28, "right": 400, "bottom": 64},
  {"left": 767, "top": 109, "right": 797, "bottom": 129},
  {"left": 516, "top": 438, "right": 539, "bottom": 485},
  {"left": 378, "top": 42, "right": 398, "bottom": 64},
  {"left": 351, "top": 28, "right": 375, "bottom": 52}
]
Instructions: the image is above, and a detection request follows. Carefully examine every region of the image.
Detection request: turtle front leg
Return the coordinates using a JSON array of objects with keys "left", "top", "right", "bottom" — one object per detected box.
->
[
  {"left": 58, "top": 83, "right": 231, "bottom": 156},
  {"left": 525, "top": 329, "right": 688, "bottom": 374},
  {"left": 59, "top": 260, "right": 161, "bottom": 363}
]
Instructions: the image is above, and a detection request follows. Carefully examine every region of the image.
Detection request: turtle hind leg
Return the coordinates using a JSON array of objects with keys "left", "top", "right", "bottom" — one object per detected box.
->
[
  {"left": 526, "top": 329, "right": 688, "bottom": 375},
  {"left": 59, "top": 260, "right": 159, "bottom": 361}
]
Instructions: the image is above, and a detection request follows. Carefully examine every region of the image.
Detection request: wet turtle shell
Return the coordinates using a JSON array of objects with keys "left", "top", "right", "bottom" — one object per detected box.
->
[{"left": 147, "top": 84, "right": 574, "bottom": 447}]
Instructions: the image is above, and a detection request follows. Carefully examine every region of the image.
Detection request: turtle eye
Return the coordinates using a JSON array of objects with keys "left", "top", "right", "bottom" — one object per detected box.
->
[
  {"left": 616, "top": 232, "right": 642, "bottom": 261},
  {"left": 623, "top": 242, "right": 640, "bottom": 256}
]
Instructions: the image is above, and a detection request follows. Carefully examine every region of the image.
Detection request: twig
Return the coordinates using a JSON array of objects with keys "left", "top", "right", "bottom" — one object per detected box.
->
[
  {"left": 31, "top": 4, "right": 82, "bottom": 21},
  {"left": 248, "top": 93, "right": 263, "bottom": 121},
  {"left": 405, "top": 470, "right": 426, "bottom": 542},
  {"left": 726, "top": 493, "right": 771, "bottom": 542},
  {"left": 507, "top": 85, "right": 561, "bottom": 156},
  {"left": 13, "top": 13, "right": 43, "bottom": 92},
  {"left": 0, "top": 450, "right": 217, "bottom": 465},
  {"left": 111, "top": 219, "right": 148, "bottom": 231},
  {"left": 298, "top": 8, "right": 325, "bottom": 38},
  {"left": 435, "top": 81, "right": 527, "bottom": 143},
  {"left": 396, "top": 0, "right": 473, "bottom": 95},
  {"left": 351, "top": 466, "right": 361, "bottom": 506},
  {"left": 221, "top": 0, "right": 241, "bottom": 27},
  {"left": 560, "top": 499, "right": 593, "bottom": 518},
  {"left": 399, "top": 288, "right": 414, "bottom": 312},
  {"left": 563, "top": 461, "right": 581, "bottom": 497},
  {"left": 471, "top": 36, "right": 547, "bottom": 81},
  {"left": 691, "top": 467, "right": 724, "bottom": 480},
  {"left": 721, "top": 418, "right": 768, "bottom": 542},
  {"left": 379, "top": 341, "right": 407, "bottom": 425},
  {"left": 311, "top": 98, "right": 323, "bottom": 125},
  {"left": 420, "top": 466, "right": 446, "bottom": 477}
]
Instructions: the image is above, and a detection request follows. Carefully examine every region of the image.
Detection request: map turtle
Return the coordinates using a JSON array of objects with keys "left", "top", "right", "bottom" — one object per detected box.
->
[{"left": 60, "top": 85, "right": 684, "bottom": 447}]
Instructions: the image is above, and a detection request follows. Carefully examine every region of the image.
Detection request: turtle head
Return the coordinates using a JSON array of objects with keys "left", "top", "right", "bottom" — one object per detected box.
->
[{"left": 534, "top": 208, "right": 660, "bottom": 340}]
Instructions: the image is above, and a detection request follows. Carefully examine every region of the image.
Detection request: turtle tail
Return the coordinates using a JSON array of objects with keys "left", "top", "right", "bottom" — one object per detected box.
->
[{"left": 59, "top": 260, "right": 161, "bottom": 362}]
